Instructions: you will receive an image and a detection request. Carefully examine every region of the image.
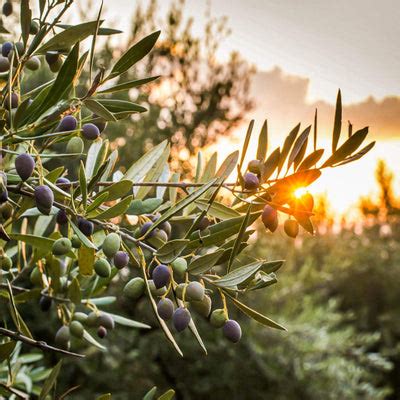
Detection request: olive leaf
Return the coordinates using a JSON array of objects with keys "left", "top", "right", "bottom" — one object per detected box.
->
[
  {"left": 256, "top": 120, "right": 268, "bottom": 162},
  {"left": 187, "top": 249, "right": 225, "bottom": 275},
  {"left": 39, "top": 360, "right": 63, "bottom": 400},
  {"left": 36, "top": 21, "right": 100, "bottom": 54},
  {"left": 332, "top": 89, "right": 342, "bottom": 152},
  {"left": 107, "top": 30, "right": 160, "bottom": 80},
  {"left": 156, "top": 239, "right": 189, "bottom": 263},
  {"left": 98, "top": 76, "right": 159, "bottom": 94}
]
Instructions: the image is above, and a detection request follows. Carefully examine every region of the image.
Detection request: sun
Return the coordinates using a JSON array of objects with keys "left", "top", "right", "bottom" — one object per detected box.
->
[{"left": 294, "top": 187, "right": 309, "bottom": 199}]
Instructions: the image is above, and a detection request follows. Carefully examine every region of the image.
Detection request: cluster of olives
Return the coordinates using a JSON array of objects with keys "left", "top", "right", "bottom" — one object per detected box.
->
[
  {"left": 9, "top": 113, "right": 108, "bottom": 214},
  {"left": 54, "top": 311, "right": 115, "bottom": 349},
  {"left": 244, "top": 159, "right": 314, "bottom": 239},
  {"left": 0, "top": 40, "right": 40, "bottom": 73},
  {"left": 123, "top": 257, "right": 242, "bottom": 343}
]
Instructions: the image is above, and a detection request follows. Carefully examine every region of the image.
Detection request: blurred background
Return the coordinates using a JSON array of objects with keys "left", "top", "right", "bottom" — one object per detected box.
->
[{"left": 22, "top": 0, "right": 400, "bottom": 398}]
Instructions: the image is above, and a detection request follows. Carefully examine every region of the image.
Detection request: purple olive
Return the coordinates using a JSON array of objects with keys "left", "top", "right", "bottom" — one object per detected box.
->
[
  {"left": 97, "top": 313, "right": 115, "bottom": 330},
  {"left": 186, "top": 281, "right": 205, "bottom": 302},
  {"left": 157, "top": 298, "right": 175, "bottom": 320},
  {"left": 2, "top": 2, "right": 12, "bottom": 17},
  {"left": 1, "top": 42, "right": 12, "bottom": 57},
  {"left": 113, "top": 251, "right": 129, "bottom": 269},
  {"left": 15, "top": 154, "right": 35, "bottom": 181},
  {"left": 140, "top": 221, "right": 155, "bottom": 238},
  {"left": 5, "top": 93, "right": 19, "bottom": 109},
  {"left": 243, "top": 172, "right": 259, "bottom": 190},
  {"left": 97, "top": 326, "right": 107, "bottom": 339},
  {"left": 56, "top": 177, "right": 71, "bottom": 190},
  {"left": 197, "top": 216, "right": 211, "bottom": 231},
  {"left": 0, "top": 189, "right": 8, "bottom": 203},
  {"left": 82, "top": 123, "right": 100, "bottom": 140},
  {"left": 173, "top": 307, "right": 191, "bottom": 332},
  {"left": 152, "top": 264, "right": 171, "bottom": 289},
  {"left": 0, "top": 56, "right": 10, "bottom": 72},
  {"left": 45, "top": 51, "right": 60, "bottom": 65},
  {"left": 261, "top": 205, "right": 278, "bottom": 232},
  {"left": 34, "top": 185, "right": 54, "bottom": 215},
  {"left": 56, "top": 209, "right": 68, "bottom": 225},
  {"left": 57, "top": 115, "right": 77, "bottom": 132},
  {"left": 78, "top": 218, "right": 94, "bottom": 237},
  {"left": 39, "top": 296, "right": 52, "bottom": 312},
  {"left": 223, "top": 319, "right": 242, "bottom": 343}
]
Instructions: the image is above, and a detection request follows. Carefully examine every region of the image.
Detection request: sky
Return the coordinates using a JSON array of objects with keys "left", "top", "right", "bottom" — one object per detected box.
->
[{"left": 104, "top": 0, "right": 400, "bottom": 213}]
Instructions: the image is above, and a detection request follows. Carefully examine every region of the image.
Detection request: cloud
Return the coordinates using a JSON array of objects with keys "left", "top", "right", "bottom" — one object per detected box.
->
[{"left": 250, "top": 67, "right": 400, "bottom": 142}]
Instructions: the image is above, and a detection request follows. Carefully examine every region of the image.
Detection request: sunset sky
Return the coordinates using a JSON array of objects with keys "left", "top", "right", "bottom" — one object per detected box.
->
[{"left": 106, "top": 0, "right": 400, "bottom": 213}]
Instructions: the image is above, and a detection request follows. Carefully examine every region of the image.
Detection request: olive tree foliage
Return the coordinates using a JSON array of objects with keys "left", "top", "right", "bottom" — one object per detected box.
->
[
  {"left": 0, "top": 0, "right": 375, "bottom": 398},
  {"left": 78, "top": 0, "right": 254, "bottom": 173}
]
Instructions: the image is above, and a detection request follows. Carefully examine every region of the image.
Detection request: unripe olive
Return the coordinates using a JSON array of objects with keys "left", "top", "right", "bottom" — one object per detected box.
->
[
  {"left": 261, "top": 205, "right": 278, "bottom": 232},
  {"left": 0, "top": 254, "right": 12, "bottom": 270},
  {"left": 190, "top": 295, "right": 212, "bottom": 318},
  {"left": 102, "top": 232, "right": 121, "bottom": 258},
  {"left": 1, "top": 42, "right": 12, "bottom": 57},
  {"left": 82, "top": 123, "right": 100, "bottom": 140},
  {"left": 301, "top": 192, "right": 314, "bottom": 211},
  {"left": 97, "top": 313, "right": 115, "bottom": 330},
  {"left": 140, "top": 221, "right": 155, "bottom": 238},
  {"left": 85, "top": 311, "right": 98, "bottom": 327},
  {"left": 0, "top": 202, "right": 13, "bottom": 220},
  {"left": 123, "top": 277, "right": 145, "bottom": 300},
  {"left": 186, "top": 281, "right": 205, "bottom": 302},
  {"left": 78, "top": 218, "right": 94, "bottom": 236},
  {"left": 94, "top": 258, "right": 111, "bottom": 278},
  {"left": 171, "top": 257, "right": 187, "bottom": 279},
  {"left": 71, "top": 234, "right": 81, "bottom": 249},
  {"left": 173, "top": 307, "right": 191, "bottom": 332},
  {"left": 223, "top": 319, "right": 242, "bottom": 343},
  {"left": 39, "top": 296, "right": 52, "bottom": 312},
  {"left": 284, "top": 219, "right": 299, "bottom": 238},
  {"left": 73, "top": 312, "right": 88, "bottom": 323},
  {"left": 14, "top": 42, "right": 24, "bottom": 57},
  {"left": 175, "top": 283, "right": 186, "bottom": 300},
  {"left": 113, "top": 251, "right": 129, "bottom": 269},
  {"left": 49, "top": 57, "right": 63, "bottom": 72},
  {"left": 57, "top": 115, "right": 77, "bottom": 132},
  {"left": 30, "top": 266, "right": 42, "bottom": 286},
  {"left": 148, "top": 279, "right": 167, "bottom": 297},
  {"left": 157, "top": 298, "right": 175, "bottom": 320},
  {"left": 66, "top": 136, "right": 84, "bottom": 154},
  {"left": 159, "top": 221, "right": 171, "bottom": 238},
  {"left": 154, "top": 229, "right": 168, "bottom": 242},
  {"left": 152, "top": 264, "right": 170, "bottom": 289},
  {"left": 97, "top": 326, "right": 107, "bottom": 339},
  {"left": 29, "top": 20, "right": 39, "bottom": 35},
  {"left": 45, "top": 51, "right": 59, "bottom": 65},
  {"left": 55, "top": 325, "right": 70, "bottom": 347},
  {"left": 197, "top": 216, "right": 211, "bottom": 231},
  {"left": 25, "top": 56, "right": 41, "bottom": 71},
  {"left": 243, "top": 172, "right": 260, "bottom": 191},
  {"left": 34, "top": 185, "right": 54, "bottom": 215},
  {"left": 248, "top": 159, "right": 262, "bottom": 174},
  {"left": 69, "top": 320, "right": 84, "bottom": 338},
  {"left": 210, "top": 309, "right": 227, "bottom": 328},
  {"left": 15, "top": 153, "right": 35, "bottom": 181},
  {"left": 2, "top": 2, "right": 12, "bottom": 17},
  {"left": 52, "top": 238, "right": 72, "bottom": 256},
  {"left": 0, "top": 56, "right": 10, "bottom": 72}
]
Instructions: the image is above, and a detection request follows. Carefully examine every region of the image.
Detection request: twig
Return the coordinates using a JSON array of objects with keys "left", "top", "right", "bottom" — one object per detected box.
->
[
  {"left": 0, "top": 327, "right": 84, "bottom": 358},
  {"left": 0, "top": 382, "right": 28, "bottom": 399}
]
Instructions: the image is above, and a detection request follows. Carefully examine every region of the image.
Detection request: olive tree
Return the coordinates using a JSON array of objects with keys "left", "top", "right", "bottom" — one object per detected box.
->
[{"left": 0, "top": 0, "right": 375, "bottom": 398}]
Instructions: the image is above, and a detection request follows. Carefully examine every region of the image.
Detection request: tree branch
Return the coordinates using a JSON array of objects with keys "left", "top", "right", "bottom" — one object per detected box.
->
[{"left": 0, "top": 327, "right": 84, "bottom": 358}]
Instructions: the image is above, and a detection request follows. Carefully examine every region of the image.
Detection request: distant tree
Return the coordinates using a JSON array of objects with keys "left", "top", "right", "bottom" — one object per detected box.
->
[{"left": 84, "top": 0, "right": 254, "bottom": 173}]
